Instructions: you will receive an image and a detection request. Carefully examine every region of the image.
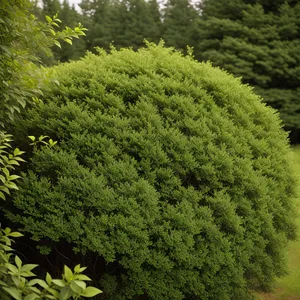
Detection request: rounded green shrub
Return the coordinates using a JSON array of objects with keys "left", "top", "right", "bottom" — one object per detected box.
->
[{"left": 8, "top": 43, "right": 297, "bottom": 300}]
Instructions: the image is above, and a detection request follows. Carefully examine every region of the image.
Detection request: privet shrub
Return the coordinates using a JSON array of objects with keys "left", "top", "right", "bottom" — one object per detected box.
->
[{"left": 8, "top": 43, "right": 297, "bottom": 300}]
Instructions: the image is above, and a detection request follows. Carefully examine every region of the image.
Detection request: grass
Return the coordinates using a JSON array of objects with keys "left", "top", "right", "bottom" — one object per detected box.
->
[{"left": 258, "top": 147, "right": 300, "bottom": 300}]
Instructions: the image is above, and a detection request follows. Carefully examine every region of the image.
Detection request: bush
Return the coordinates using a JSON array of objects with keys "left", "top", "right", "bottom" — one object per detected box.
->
[{"left": 8, "top": 43, "right": 297, "bottom": 300}]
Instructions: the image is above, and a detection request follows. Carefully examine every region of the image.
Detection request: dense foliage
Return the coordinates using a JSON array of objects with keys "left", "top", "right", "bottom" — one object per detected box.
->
[
  {"left": 0, "top": 226, "right": 101, "bottom": 300},
  {"left": 0, "top": 0, "right": 86, "bottom": 129},
  {"left": 0, "top": 1, "right": 101, "bottom": 299},
  {"left": 34, "top": 0, "right": 300, "bottom": 143},
  {"left": 194, "top": 0, "right": 300, "bottom": 143},
  {"left": 8, "top": 44, "right": 297, "bottom": 299}
]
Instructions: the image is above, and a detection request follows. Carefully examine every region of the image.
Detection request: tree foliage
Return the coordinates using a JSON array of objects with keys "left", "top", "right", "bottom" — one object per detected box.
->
[
  {"left": 0, "top": 0, "right": 87, "bottom": 128},
  {"left": 194, "top": 0, "right": 300, "bottom": 142},
  {"left": 8, "top": 44, "right": 297, "bottom": 299},
  {"left": 0, "top": 1, "right": 100, "bottom": 299}
]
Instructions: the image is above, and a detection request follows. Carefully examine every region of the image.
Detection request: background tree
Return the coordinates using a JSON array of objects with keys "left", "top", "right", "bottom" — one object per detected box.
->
[
  {"left": 162, "top": 0, "right": 198, "bottom": 51},
  {"left": 80, "top": 0, "right": 162, "bottom": 51},
  {"left": 120, "top": 0, "right": 161, "bottom": 49},
  {"left": 193, "top": 0, "right": 300, "bottom": 143}
]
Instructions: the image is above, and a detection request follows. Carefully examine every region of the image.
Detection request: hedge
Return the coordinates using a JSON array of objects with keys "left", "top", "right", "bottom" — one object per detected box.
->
[{"left": 8, "top": 43, "right": 297, "bottom": 300}]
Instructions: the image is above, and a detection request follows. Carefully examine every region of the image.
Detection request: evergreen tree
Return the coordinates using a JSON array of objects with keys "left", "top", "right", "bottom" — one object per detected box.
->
[
  {"left": 162, "top": 0, "right": 198, "bottom": 51},
  {"left": 41, "top": 0, "right": 61, "bottom": 17},
  {"left": 80, "top": 0, "right": 120, "bottom": 50},
  {"left": 80, "top": 0, "right": 162, "bottom": 51},
  {"left": 117, "top": 0, "right": 161, "bottom": 49},
  {"left": 194, "top": 0, "right": 300, "bottom": 143}
]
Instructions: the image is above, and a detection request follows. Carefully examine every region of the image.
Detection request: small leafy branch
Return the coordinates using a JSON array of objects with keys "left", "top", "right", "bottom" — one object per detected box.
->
[
  {"left": 28, "top": 136, "right": 57, "bottom": 150},
  {"left": 0, "top": 133, "right": 102, "bottom": 299},
  {"left": 45, "top": 14, "right": 87, "bottom": 48},
  {"left": 0, "top": 227, "right": 102, "bottom": 300},
  {"left": 0, "top": 132, "right": 25, "bottom": 200},
  {"left": 0, "top": 4, "right": 88, "bottom": 127}
]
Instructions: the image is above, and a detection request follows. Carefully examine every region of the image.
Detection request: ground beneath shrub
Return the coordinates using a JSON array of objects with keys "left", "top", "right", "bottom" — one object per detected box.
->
[{"left": 259, "top": 289, "right": 300, "bottom": 300}]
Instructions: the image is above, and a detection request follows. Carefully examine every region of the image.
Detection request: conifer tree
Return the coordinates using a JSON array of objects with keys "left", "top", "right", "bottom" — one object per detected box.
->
[
  {"left": 194, "top": 0, "right": 300, "bottom": 143},
  {"left": 81, "top": 0, "right": 119, "bottom": 50},
  {"left": 162, "top": 0, "right": 198, "bottom": 51},
  {"left": 118, "top": 0, "right": 161, "bottom": 49}
]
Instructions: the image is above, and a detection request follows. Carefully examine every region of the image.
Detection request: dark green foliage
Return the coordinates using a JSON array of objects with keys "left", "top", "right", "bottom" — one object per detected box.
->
[
  {"left": 162, "top": 0, "right": 198, "bottom": 51},
  {"left": 194, "top": 0, "right": 300, "bottom": 143},
  {"left": 9, "top": 44, "right": 297, "bottom": 299},
  {"left": 80, "top": 0, "right": 162, "bottom": 51}
]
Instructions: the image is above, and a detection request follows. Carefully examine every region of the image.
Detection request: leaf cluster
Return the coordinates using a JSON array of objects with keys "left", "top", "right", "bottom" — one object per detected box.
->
[
  {"left": 0, "top": 133, "right": 102, "bottom": 300},
  {"left": 0, "top": 1, "right": 87, "bottom": 128},
  {"left": 0, "top": 227, "right": 102, "bottom": 300},
  {"left": 0, "top": 133, "right": 25, "bottom": 200}
]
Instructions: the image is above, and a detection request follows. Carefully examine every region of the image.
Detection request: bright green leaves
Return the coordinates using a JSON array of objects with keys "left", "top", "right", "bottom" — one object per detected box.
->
[
  {"left": 0, "top": 2, "right": 87, "bottom": 129},
  {"left": 45, "top": 14, "right": 87, "bottom": 48},
  {"left": 28, "top": 135, "right": 57, "bottom": 149},
  {"left": 0, "top": 228, "right": 102, "bottom": 300},
  {"left": 50, "top": 264, "right": 102, "bottom": 299},
  {"left": 0, "top": 132, "right": 25, "bottom": 200}
]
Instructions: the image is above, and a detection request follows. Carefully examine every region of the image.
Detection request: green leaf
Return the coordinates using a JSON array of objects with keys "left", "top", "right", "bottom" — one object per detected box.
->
[
  {"left": 79, "top": 266, "right": 87, "bottom": 273},
  {"left": 2, "top": 167, "right": 9, "bottom": 178},
  {"left": 5, "top": 262, "right": 18, "bottom": 273},
  {"left": 2, "top": 286, "right": 22, "bottom": 300},
  {"left": 52, "top": 279, "right": 66, "bottom": 287},
  {"left": 9, "top": 232, "right": 23, "bottom": 238},
  {"left": 47, "top": 287, "right": 59, "bottom": 297},
  {"left": 64, "top": 265, "right": 73, "bottom": 280},
  {"left": 73, "top": 274, "right": 91, "bottom": 281},
  {"left": 28, "top": 279, "right": 49, "bottom": 289},
  {"left": 60, "top": 286, "right": 72, "bottom": 300},
  {"left": 4, "top": 227, "right": 11, "bottom": 235},
  {"left": 54, "top": 40, "right": 61, "bottom": 48},
  {"left": 0, "top": 186, "right": 10, "bottom": 194},
  {"left": 70, "top": 280, "right": 84, "bottom": 294},
  {"left": 0, "top": 175, "right": 6, "bottom": 183},
  {"left": 28, "top": 287, "right": 41, "bottom": 295},
  {"left": 24, "top": 293, "right": 39, "bottom": 300},
  {"left": 15, "top": 255, "right": 22, "bottom": 268},
  {"left": 0, "top": 191, "right": 6, "bottom": 201},
  {"left": 7, "top": 160, "right": 20, "bottom": 166},
  {"left": 5, "top": 181, "right": 19, "bottom": 190},
  {"left": 8, "top": 175, "right": 21, "bottom": 181},
  {"left": 73, "top": 280, "right": 86, "bottom": 290},
  {"left": 74, "top": 264, "right": 81, "bottom": 273},
  {"left": 45, "top": 16, "right": 52, "bottom": 23},
  {"left": 21, "top": 264, "right": 38, "bottom": 272},
  {"left": 82, "top": 286, "right": 103, "bottom": 298},
  {"left": 38, "top": 135, "right": 49, "bottom": 141},
  {"left": 64, "top": 38, "right": 72, "bottom": 45},
  {"left": 28, "top": 136, "right": 35, "bottom": 142},
  {"left": 46, "top": 272, "right": 52, "bottom": 285},
  {"left": 13, "top": 148, "right": 24, "bottom": 156}
]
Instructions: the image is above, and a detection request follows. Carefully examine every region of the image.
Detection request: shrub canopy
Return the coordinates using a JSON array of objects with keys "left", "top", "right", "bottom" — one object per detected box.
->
[{"left": 8, "top": 44, "right": 297, "bottom": 300}]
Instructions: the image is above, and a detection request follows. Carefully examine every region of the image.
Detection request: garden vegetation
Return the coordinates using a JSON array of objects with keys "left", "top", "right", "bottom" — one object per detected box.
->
[{"left": 7, "top": 43, "right": 297, "bottom": 299}]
